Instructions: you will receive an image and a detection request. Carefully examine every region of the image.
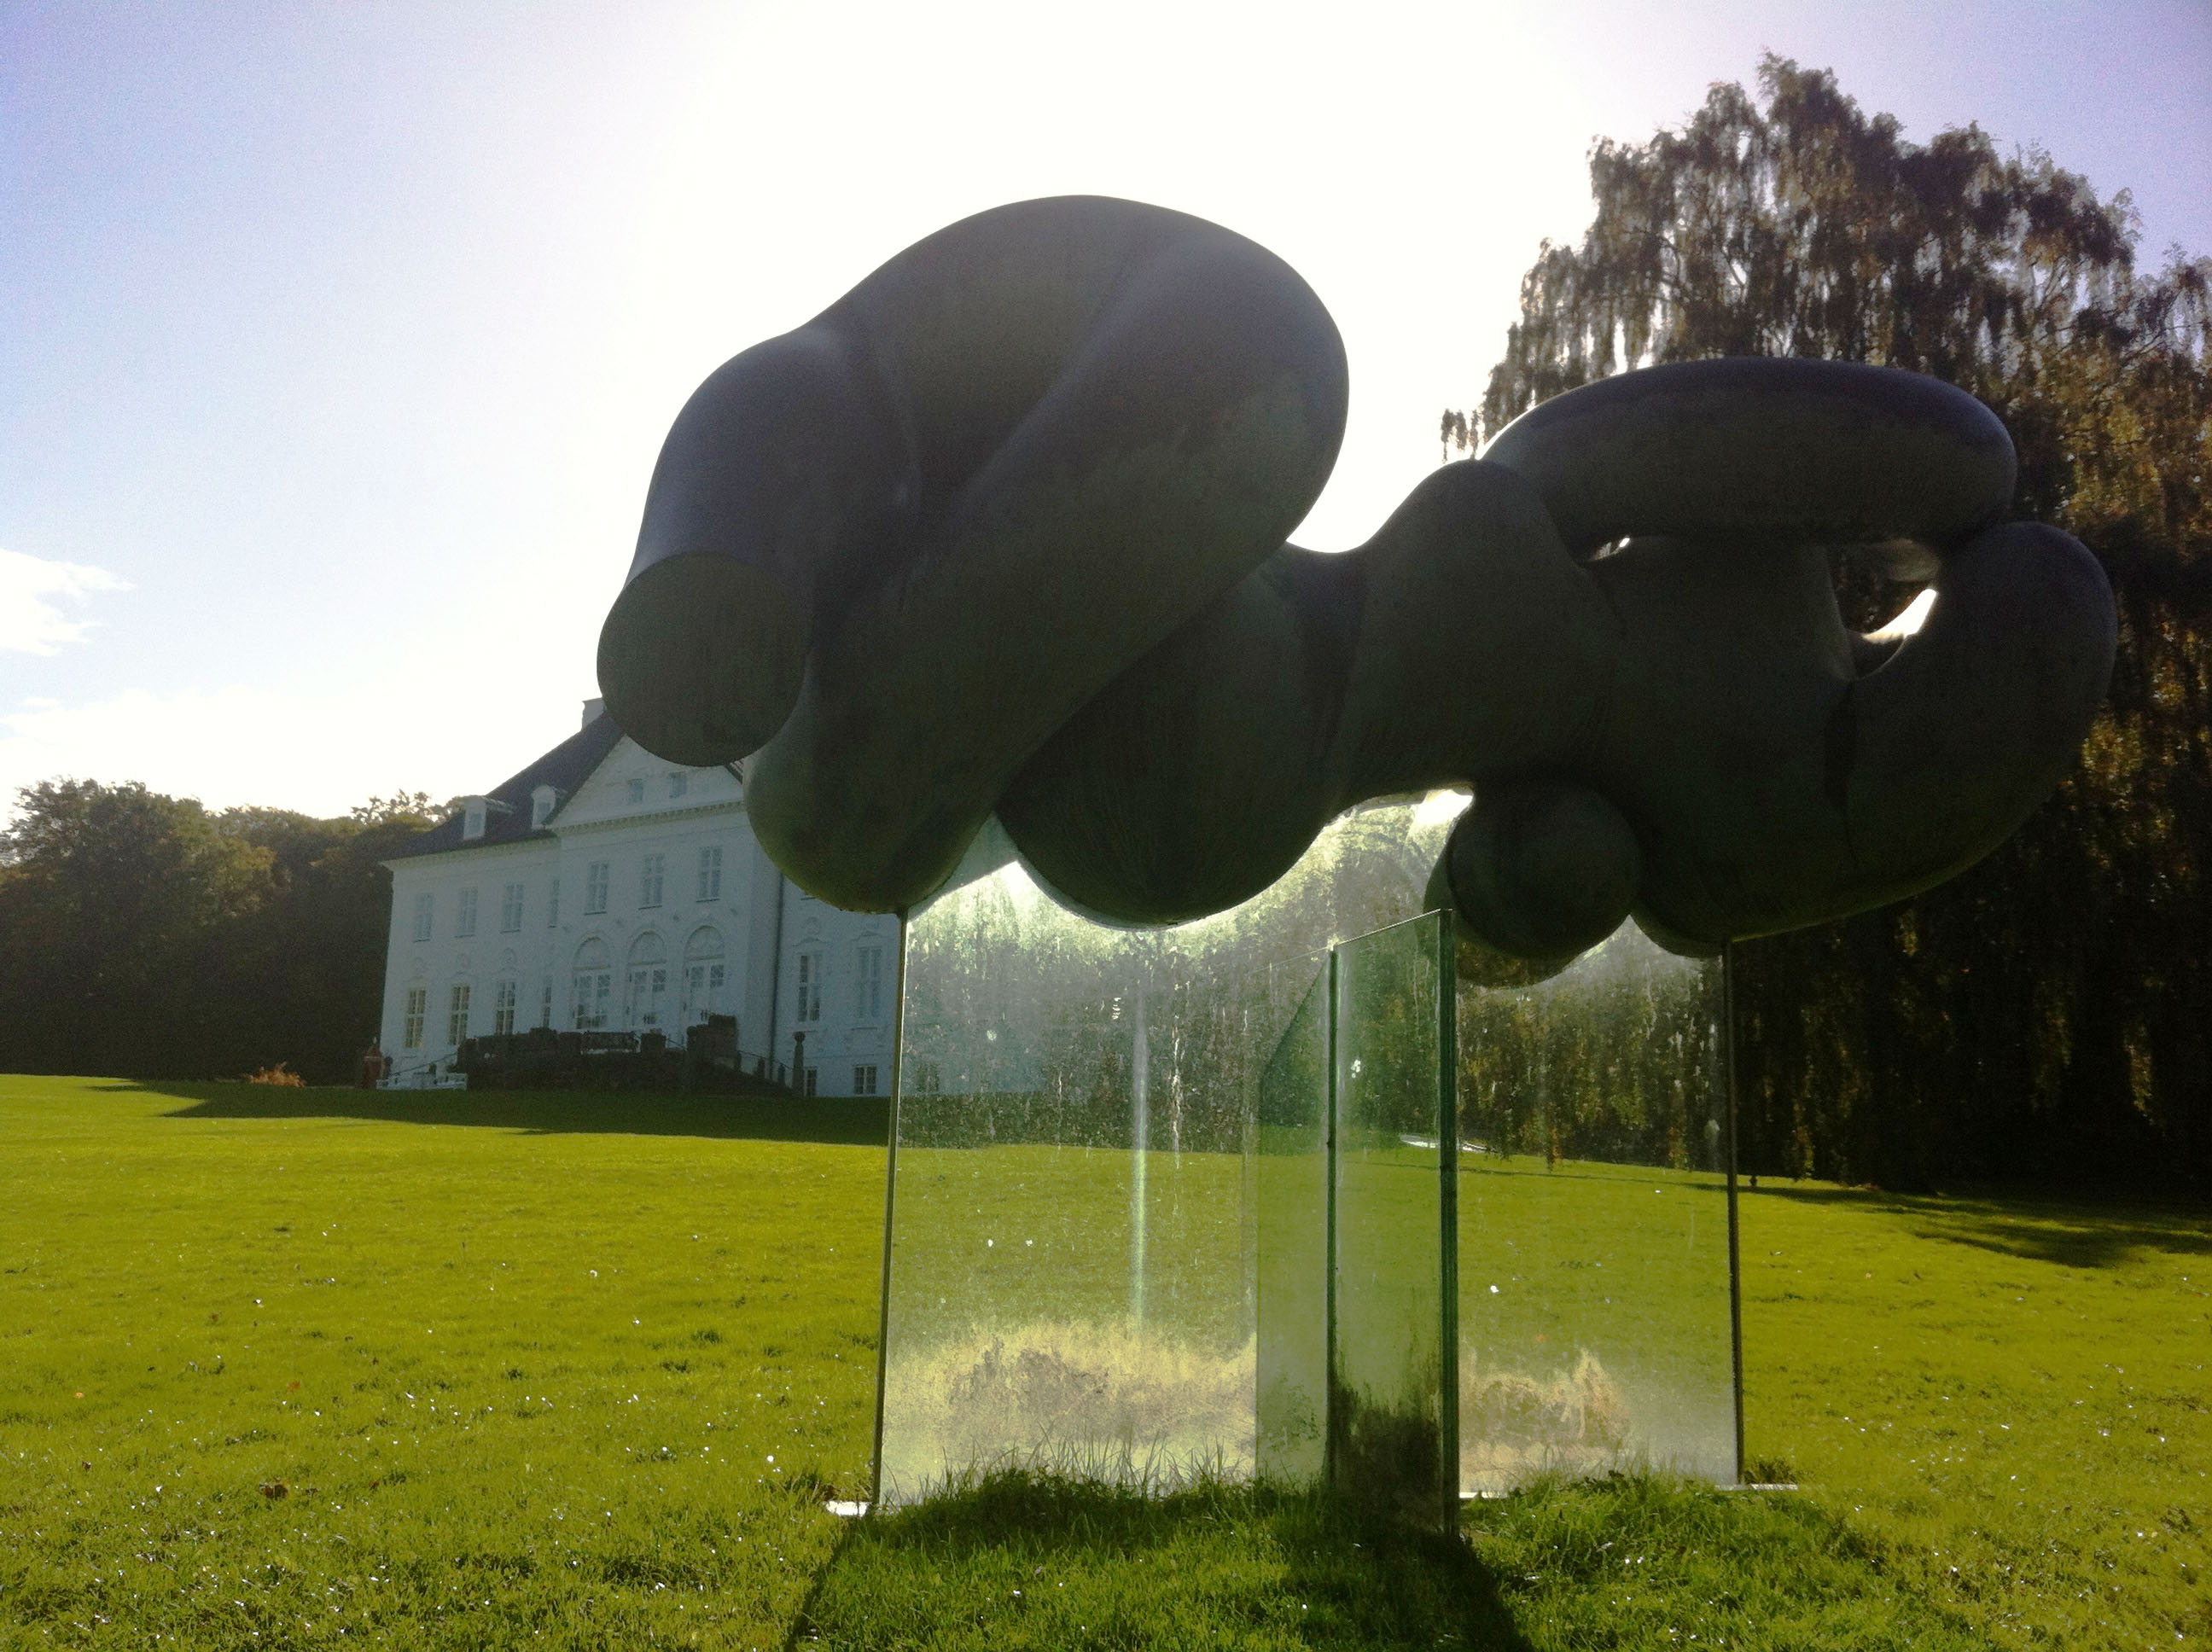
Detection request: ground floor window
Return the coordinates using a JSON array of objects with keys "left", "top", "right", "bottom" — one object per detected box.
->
[
  {"left": 853, "top": 1064, "right": 878, "bottom": 1096},
  {"left": 447, "top": 983, "right": 471, "bottom": 1046},
  {"left": 493, "top": 979, "right": 517, "bottom": 1036},
  {"left": 538, "top": 980, "right": 554, "bottom": 1029},
  {"left": 574, "top": 971, "right": 610, "bottom": 1029},
  {"left": 402, "top": 986, "right": 427, "bottom": 1050},
  {"left": 628, "top": 965, "right": 667, "bottom": 1030},
  {"left": 803, "top": 1065, "right": 818, "bottom": 1096}
]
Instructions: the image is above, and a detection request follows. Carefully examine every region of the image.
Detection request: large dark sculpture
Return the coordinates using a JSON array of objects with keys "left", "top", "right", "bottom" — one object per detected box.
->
[{"left": 598, "top": 196, "right": 2115, "bottom": 964}]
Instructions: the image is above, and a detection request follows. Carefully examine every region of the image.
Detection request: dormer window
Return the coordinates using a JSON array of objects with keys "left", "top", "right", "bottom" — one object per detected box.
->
[
  {"left": 531, "top": 784, "right": 560, "bottom": 829},
  {"left": 668, "top": 771, "right": 688, "bottom": 800},
  {"left": 463, "top": 800, "right": 486, "bottom": 841}
]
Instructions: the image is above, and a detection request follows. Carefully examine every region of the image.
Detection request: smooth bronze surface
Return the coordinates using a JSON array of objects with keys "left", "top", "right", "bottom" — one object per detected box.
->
[{"left": 600, "top": 195, "right": 2116, "bottom": 961}]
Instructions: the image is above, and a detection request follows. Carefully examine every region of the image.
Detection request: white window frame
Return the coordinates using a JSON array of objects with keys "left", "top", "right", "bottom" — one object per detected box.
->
[
  {"left": 626, "top": 778, "right": 645, "bottom": 806},
  {"left": 402, "top": 986, "right": 427, "bottom": 1050},
  {"left": 447, "top": 982, "right": 472, "bottom": 1046},
  {"left": 585, "top": 861, "right": 609, "bottom": 915},
  {"left": 853, "top": 1064, "right": 878, "bottom": 1096},
  {"left": 411, "top": 893, "right": 434, "bottom": 943},
  {"left": 493, "top": 979, "right": 518, "bottom": 1036},
  {"left": 697, "top": 845, "right": 722, "bottom": 901},
  {"left": 856, "top": 944, "right": 884, "bottom": 1021},
  {"left": 796, "top": 951, "right": 823, "bottom": 1023},
  {"left": 500, "top": 881, "right": 524, "bottom": 934},
  {"left": 455, "top": 887, "right": 478, "bottom": 939},
  {"left": 667, "top": 771, "right": 688, "bottom": 800},
  {"left": 640, "top": 853, "right": 664, "bottom": 909}
]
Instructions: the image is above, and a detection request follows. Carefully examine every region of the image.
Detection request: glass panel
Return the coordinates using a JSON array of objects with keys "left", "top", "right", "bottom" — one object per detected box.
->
[
  {"left": 1330, "top": 910, "right": 1456, "bottom": 1528},
  {"left": 879, "top": 800, "right": 1460, "bottom": 1505},
  {"left": 1456, "top": 920, "right": 1737, "bottom": 1496},
  {"left": 1254, "top": 953, "right": 1329, "bottom": 1486}
]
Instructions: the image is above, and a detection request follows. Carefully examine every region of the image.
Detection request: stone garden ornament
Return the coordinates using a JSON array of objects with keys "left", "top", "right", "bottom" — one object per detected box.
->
[{"left": 597, "top": 195, "right": 2116, "bottom": 966}]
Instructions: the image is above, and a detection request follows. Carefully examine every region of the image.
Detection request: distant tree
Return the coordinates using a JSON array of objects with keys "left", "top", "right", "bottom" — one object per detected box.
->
[
  {"left": 0, "top": 782, "right": 435, "bottom": 1085},
  {"left": 1446, "top": 56, "right": 2210, "bottom": 1191},
  {"left": 0, "top": 781, "right": 274, "bottom": 1076}
]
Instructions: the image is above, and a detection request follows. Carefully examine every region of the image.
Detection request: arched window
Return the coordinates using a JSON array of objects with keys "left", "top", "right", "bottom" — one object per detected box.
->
[
  {"left": 682, "top": 926, "right": 727, "bottom": 1030},
  {"left": 795, "top": 947, "right": 824, "bottom": 1023},
  {"left": 573, "top": 938, "right": 612, "bottom": 1030},
  {"left": 626, "top": 931, "right": 668, "bottom": 1032}
]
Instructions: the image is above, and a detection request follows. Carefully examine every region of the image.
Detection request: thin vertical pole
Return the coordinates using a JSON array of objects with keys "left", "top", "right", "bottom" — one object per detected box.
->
[
  {"left": 868, "top": 910, "right": 911, "bottom": 1509},
  {"left": 1722, "top": 939, "right": 1746, "bottom": 1486},
  {"left": 1435, "top": 909, "right": 1460, "bottom": 1533},
  {"left": 1130, "top": 989, "right": 1149, "bottom": 1336},
  {"left": 1323, "top": 946, "right": 1341, "bottom": 1491}
]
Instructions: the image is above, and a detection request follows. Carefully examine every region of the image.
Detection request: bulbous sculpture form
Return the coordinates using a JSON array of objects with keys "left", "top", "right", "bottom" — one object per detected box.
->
[{"left": 598, "top": 195, "right": 2116, "bottom": 963}]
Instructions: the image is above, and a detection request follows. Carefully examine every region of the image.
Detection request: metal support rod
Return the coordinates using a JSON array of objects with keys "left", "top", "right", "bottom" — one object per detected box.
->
[
  {"left": 1722, "top": 939, "right": 1747, "bottom": 1486},
  {"left": 867, "top": 913, "right": 910, "bottom": 1508},
  {"left": 1435, "top": 908, "right": 1461, "bottom": 1533}
]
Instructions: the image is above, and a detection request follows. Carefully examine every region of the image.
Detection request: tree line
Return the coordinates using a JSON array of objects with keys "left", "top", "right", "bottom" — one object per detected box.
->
[
  {"left": 0, "top": 781, "right": 436, "bottom": 1085},
  {"left": 1451, "top": 56, "right": 2209, "bottom": 1195}
]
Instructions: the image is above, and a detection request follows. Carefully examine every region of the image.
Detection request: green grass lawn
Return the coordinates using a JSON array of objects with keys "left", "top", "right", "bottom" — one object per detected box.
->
[{"left": 3, "top": 1075, "right": 2206, "bottom": 1649}]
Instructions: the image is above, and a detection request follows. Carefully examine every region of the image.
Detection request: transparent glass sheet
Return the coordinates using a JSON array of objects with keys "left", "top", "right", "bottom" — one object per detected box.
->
[
  {"left": 876, "top": 792, "right": 1740, "bottom": 1513},
  {"left": 879, "top": 800, "right": 1456, "bottom": 1504},
  {"left": 1456, "top": 921, "right": 1737, "bottom": 1495},
  {"left": 1332, "top": 911, "right": 1457, "bottom": 1527}
]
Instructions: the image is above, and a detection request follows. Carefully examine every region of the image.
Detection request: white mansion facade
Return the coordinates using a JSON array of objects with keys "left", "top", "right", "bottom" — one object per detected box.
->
[{"left": 377, "top": 700, "right": 896, "bottom": 1097}]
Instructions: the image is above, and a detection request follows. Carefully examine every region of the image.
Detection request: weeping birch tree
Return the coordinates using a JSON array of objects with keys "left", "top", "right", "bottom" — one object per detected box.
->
[{"left": 1446, "top": 56, "right": 2210, "bottom": 1190}]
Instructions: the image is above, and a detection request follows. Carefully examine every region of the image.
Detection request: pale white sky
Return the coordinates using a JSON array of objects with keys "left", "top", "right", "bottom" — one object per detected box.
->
[{"left": 3, "top": 0, "right": 2206, "bottom": 819}]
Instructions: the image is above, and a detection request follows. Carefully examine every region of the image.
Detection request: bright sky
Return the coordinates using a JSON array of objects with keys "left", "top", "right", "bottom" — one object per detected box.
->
[{"left": 3, "top": 0, "right": 2206, "bottom": 820}]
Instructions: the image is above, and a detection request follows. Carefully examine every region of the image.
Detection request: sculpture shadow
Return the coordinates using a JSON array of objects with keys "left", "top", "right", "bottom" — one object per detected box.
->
[
  {"left": 784, "top": 1469, "right": 1530, "bottom": 1651},
  {"left": 108, "top": 1080, "right": 891, "bottom": 1149},
  {"left": 1748, "top": 1183, "right": 2210, "bottom": 1271}
]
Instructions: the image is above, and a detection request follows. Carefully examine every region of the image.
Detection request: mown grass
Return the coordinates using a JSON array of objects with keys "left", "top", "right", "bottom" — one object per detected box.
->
[{"left": 2, "top": 1074, "right": 2207, "bottom": 1649}]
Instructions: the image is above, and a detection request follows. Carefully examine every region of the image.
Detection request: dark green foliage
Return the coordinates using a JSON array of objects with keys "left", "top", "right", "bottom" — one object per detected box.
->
[
  {"left": 0, "top": 779, "right": 434, "bottom": 1083},
  {"left": 1448, "top": 56, "right": 2210, "bottom": 1193}
]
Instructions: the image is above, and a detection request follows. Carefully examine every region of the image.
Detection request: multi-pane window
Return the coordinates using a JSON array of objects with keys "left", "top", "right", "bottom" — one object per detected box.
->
[
  {"left": 796, "top": 952, "right": 823, "bottom": 1022},
  {"left": 684, "top": 962, "right": 726, "bottom": 1021},
  {"left": 629, "top": 965, "right": 668, "bottom": 1029},
  {"left": 668, "top": 772, "right": 688, "bottom": 800},
  {"left": 585, "top": 861, "right": 609, "bottom": 914},
  {"left": 853, "top": 1064, "right": 878, "bottom": 1096},
  {"left": 911, "top": 1059, "right": 942, "bottom": 1096},
  {"left": 697, "top": 845, "right": 722, "bottom": 901},
  {"left": 447, "top": 983, "right": 471, "bottom": 1046},
  {"left": 402, "top": 986, "right": 427, "bottom": 1049},
  {"left": 640, "top": 854, "right": 664, "bottom": 908},
  {"left": 500, "top": 882, "right": 524, "bottom": 933},
  {"left": 411, "top": 894, "right": 434, "bottom": 942},
  {"left": 455, "top": 887, "right": 478, "bottom": 939},
  {"left": 802, "top": 1066, "right": 818, "bottom": 1097},
  {"left": 547, "top": 879, "right": 560, "bottom": 928},
  {"left": 538, "top": 980, "right": 554, "bottom": 1029},
  {"left": 626, "top": 778, "right": 646, "bottom": 806},
  {"left": 574, "top": 969, "right": 611, "bottom": 1029},
  {"left": 856, "top": 945, "right": 884, "bottom": 1020},
  {"left": 493, "top": 979, "right": 518, "bottom": 1036}
]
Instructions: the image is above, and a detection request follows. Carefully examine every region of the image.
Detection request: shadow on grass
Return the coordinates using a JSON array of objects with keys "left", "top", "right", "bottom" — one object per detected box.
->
[
  {"left": 787, "top": 1469, "right": 1531, "bottom": 1651},
  {"left": 106, "top": 1080, "right": 891, "bottom": 1148},
  {"left": 1747, "top": 1181, "right": 2211, "bottom": 1270}
]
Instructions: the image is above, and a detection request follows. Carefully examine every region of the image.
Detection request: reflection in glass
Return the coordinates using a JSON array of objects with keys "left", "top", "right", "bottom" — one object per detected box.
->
[
  {"left": 1456, "top": 922, "right": 1738, "bottom": 1495},
  {"left": 875, "top": 798, "right": 1740, "bottom": 1517},
  {"left": 1331, "top": 912, "right": 1457, "bottom": 1527}
]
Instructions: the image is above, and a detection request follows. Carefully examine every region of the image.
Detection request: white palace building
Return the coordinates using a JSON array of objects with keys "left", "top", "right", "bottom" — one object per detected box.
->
[{"left": 376, "top": 700, "right": 895, "bottom": 1096}]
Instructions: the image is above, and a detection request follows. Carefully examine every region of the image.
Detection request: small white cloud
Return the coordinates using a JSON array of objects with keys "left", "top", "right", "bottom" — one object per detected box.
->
[{"left": 0, "top": 549, "right": 132, "bottom": 655}]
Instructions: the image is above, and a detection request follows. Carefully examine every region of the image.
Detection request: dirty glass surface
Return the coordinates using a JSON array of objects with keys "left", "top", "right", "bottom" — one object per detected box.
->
[
  {"left": 1455, "top": 920, "right": 1738, "bottom": 1495},
  {"left": 877, "top": 802, "right": 1455, "bottom": 1504},
  {"left": 1331, "top": 910, "right": 1457, "bottom": 1528}
]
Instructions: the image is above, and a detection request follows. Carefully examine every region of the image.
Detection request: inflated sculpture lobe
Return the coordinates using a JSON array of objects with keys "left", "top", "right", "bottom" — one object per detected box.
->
[{"left": 597, "top": 195, "right": 2116, "bottom": 964}]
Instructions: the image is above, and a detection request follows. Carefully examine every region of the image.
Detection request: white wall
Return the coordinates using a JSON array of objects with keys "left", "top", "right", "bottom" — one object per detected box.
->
[{"left": 378, "top": 733, "right": 898, "bottom": 1097}]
